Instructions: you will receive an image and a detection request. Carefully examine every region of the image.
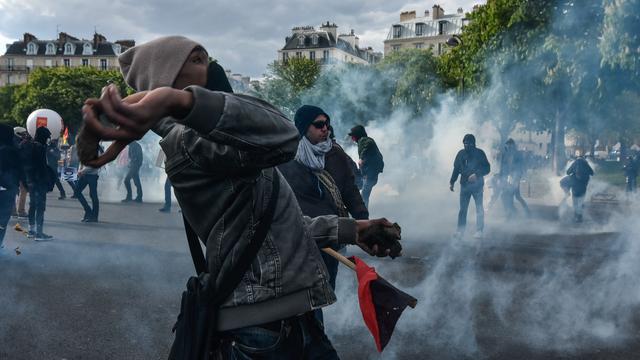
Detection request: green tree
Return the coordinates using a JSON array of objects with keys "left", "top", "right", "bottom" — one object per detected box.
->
[
  {"left": 270, "top": 57, "right": 321, "bottom": 93},
  {"left": 0, "top": 84, "right": 22, "bottom": 125},
  {"left": 9, "top": 66, "right": 129, "bottom": 132},
  {"left": 378, "top": 48, "right": 443, "bottom": 114}
]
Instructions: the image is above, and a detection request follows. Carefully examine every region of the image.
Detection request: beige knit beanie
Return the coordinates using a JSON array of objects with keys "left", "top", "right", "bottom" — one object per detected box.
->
[{"left": 118, "top": 36, "right": 204, "bottom": 91}]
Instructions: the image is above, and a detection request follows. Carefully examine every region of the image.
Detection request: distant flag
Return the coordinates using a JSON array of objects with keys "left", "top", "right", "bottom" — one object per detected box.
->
[
  {"left": 351, "top": 256, "right": 418, "bottom": 352},
  {"left": 61, "top": 127, "right": 69, "bottom": 146}
]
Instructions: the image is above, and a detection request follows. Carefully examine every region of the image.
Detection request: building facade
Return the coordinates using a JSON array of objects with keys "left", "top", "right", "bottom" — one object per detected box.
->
[
  {"left": 278, "top": 22, "right": 382, "bottom": 66},
  {"left": 384, "top": 5, "right": 467, "bottom": 56},
  {"left": 1, "top": 32, "right": 135, "bottom": 86}
]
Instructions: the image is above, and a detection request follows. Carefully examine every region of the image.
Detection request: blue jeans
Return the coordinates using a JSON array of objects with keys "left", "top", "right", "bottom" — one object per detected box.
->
[
  {"left": 75, "top": 174, "right": 99, "bottom": 220},
  {"left": 164, "top": 178, "right": 172, "bottom": 209},
  {"left": 361, "top": 172, "right": 379, "bottom": 208},
  {"left": 458, "top": 183, "right": 484, "bottom": 232},
  {"left": 28, "top": 185, "right": 47, "bottom": 233},
  {"left": 219, "top": 312, "right": 339, "bottom": 360},
  {"left": 627, "top": 176, "right": 637, "bottom": 193},
  {"left": 0, "top": 189, "right": 17, "bottom": 246}
]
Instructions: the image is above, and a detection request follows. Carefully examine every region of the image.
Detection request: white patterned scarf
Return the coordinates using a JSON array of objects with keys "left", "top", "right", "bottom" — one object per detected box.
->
[{"left": 295, "top": 136, "right": 333, "bottom": 171}]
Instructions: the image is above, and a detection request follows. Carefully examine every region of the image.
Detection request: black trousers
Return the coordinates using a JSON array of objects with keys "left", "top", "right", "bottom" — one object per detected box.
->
[
  {"left": 124, "top": 166, "right": 142, "bottom": 200},
  {"left": 76, "top": 174, "right": 99, "bottom": 220},
  {"left": 164, "top": 178, "right": 172, "bottom": 209}
]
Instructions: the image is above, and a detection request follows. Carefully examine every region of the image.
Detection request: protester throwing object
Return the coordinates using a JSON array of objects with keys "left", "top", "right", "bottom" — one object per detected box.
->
[{"left": 77, "top": 35, "right": 403, "bottom": 359}]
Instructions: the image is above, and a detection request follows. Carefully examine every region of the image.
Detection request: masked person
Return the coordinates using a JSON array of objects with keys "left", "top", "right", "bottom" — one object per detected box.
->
[
  {"left": 623, "top": 155, "right": 638, "bottom": 194},
  {"left": 450, "top": 134, "right": 490, "bottom": 239},
  {"left": 24, "top": 127, "right": 54, "bottom": 240},
  {"left": 279, "top": 106, "right": 370, "bottom": 326},
  {"left": 566, "top": 153, "right": 594, "bottom": 222},
  {"left": 80, "top": 36, "right": 400, "bottom": 359},
  {"left": 75, "top": 141, "right": 102, "bottom": 222},
  {"left": 0, "top": 124, "right": 25, "bottom": 248},
  {"left": 348, "top": 125, "right": 384, "bottom": 208}
]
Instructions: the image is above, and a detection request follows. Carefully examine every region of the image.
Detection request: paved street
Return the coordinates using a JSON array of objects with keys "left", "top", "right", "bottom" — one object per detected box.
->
[{"left": 1, "top": 192, "right": 640, "bottom": 359}]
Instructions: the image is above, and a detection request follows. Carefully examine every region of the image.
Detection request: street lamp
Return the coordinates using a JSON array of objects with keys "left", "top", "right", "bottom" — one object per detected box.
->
[{"left": 446, "top": 35, "right": 464, "bottom": 96}]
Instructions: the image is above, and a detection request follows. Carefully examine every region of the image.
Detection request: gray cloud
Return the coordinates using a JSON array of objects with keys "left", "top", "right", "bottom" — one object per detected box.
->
[{"left": 0, "top": 0, "right": 481, "bottom": 77}]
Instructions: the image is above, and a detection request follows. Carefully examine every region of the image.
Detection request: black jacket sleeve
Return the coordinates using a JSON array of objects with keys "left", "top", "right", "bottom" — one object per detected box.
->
[{"left": 450, "top": 151, "right": 462, "bottom": 185}]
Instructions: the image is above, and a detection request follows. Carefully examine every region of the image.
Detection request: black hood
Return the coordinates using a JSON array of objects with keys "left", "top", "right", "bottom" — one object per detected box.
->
[{"left": 34, "top": 127, "right": 51, "bottom": 144}]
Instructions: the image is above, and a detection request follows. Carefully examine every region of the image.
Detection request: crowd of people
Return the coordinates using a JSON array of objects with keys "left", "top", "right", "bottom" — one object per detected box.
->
[
  {"left": 1, "top": 34, "right": 633, "bottom": 358},
  {"left": 0, "top": 123, "right": 172, "bottom": 246}
]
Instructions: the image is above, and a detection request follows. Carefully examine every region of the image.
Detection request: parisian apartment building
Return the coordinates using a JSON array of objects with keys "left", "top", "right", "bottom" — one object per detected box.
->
[
  {"left": 0, "top": 32, "right": 135, "bottom": 86},
  {"left": 384, "top": 5, "right": 468, "bottom": 56},
  {"left": 278, "top": 22, "right": 382, "bottom": 66}
]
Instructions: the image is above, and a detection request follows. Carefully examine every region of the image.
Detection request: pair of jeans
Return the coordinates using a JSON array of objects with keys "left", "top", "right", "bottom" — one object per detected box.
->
[
  {"left": 626, "top": 176, "right": 637, "bottom": 193},
  {"left": 0, "top": 189, "right": 17, "bottom": 246},
  {"left": 75, "top": 174, "right": 99, "bottom": 220},
  {"left": 124, "top": 166, "right": 142, "bottom": 200},
  {"left": 219, "top": 312, "right": 339, "bottom": 360},
  {"left": 361, "top": 172, "right": 379, "bottom": 208},
  {"left": 163, "top": 178, "right": 172, "bottom": 209},
  {"left": 28, "top": 185, "right": 47, "bottom": 234},
  {"left": 458, "top": 183, "right": 484, "bottom": 232},
  {"left": 573, "top": 195, "right": 585, "bottom": 219}
]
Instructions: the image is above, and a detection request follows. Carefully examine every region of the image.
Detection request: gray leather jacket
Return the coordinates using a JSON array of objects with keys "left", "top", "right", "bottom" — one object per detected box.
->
[{"left": 155, "top": 86, "right": 357, "bottom": 330}]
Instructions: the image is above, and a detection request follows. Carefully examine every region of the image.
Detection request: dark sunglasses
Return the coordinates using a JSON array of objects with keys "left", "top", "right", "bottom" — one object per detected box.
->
[{"left": 311, "top": 120, "right": 330, "bottom": 129}]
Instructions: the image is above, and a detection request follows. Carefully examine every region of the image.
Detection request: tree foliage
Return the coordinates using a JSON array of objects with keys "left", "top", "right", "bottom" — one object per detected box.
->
[{"left": 5, "top": 66, "right": 128, "bottom": 132}]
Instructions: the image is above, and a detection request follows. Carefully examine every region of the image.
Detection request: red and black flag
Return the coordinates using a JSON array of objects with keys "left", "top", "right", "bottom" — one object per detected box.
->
[{"left": 351, "top": 256, "right": 418, "bottom": 352}]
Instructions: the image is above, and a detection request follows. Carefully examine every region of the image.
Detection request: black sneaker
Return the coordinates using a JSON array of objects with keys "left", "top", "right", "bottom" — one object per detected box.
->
[
  {"left": 35, "top": 233, "right": 54, "bottom": 241},
  {"left": 134, "top": 198, "right": 143, "bottom": 203},
  {"left": 84, "top": 218, "right": 98, "bottom": 223},
  {"left": 58, "top": 195, "right": 66, "bottom": 200},
  {"left": 27, "top": 230, "right": 36, "bottom": 238},
  {"left": 158, "top": 207, "right": 170, "bottom": 213},
  {"left": 121, "top": 198, "right": 132, "bottom": 203}
]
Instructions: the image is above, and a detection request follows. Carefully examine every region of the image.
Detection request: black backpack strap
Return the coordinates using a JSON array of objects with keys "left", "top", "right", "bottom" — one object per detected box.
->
[{"left": 183, "top": 216, "right": 207, "bottom": 275}]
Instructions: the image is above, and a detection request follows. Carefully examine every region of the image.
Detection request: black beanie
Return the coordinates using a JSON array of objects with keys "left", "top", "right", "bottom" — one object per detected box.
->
[
  {"left": 463, "top": 133, "right": 476, "bottom": 145},
  {"left": 294, "top": 105, "right": 330, "bottom": 137}
]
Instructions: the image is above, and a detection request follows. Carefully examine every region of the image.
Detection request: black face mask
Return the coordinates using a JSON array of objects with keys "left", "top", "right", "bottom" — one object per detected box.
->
[{"left": 205, "top": 62, "right": 234, "bottom": 93}]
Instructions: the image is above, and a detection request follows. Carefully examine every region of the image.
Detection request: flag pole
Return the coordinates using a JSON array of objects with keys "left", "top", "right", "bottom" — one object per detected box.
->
[{"left": 322, "top": 248, "right": 356, "bottom": 271}]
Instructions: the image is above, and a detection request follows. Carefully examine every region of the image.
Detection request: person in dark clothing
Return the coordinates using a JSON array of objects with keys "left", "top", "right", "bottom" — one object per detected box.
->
[
  {"left": 623, "top": 155, "right": 638, "bottom": 194},
  {"left": 46, "top": 139, "right": 66, "bottom": 199},
  {"left": 498, "top": 139, "right": 530, "bottom": 217},
  {"left": 25, "top": 127, "right": 54, "bottom": 240},
  {"left": 279, "top": 106, "right": 347, "bottom": 301},
  {"left": 326, "top": 126, "right": 368, "bottom": 220},
  {"left": 450, "top": 134, "right": 491, "bottom": 239},
  {"left": 348, "top": 125, "right": 384, "bottom": 208},
  {"left": 566, "top": 154, "right": 594, "bottom": 222},
  {"left": 159, "top": 178, "right": 172, "bottom": 212},
  {"left": 13, "top": 127, "right": 30, "bottom": 217},
  {"left": 1, "top": 124, "right": 25, "bottom": 247},
  {"left": 122, "top": 140, "right": 143, "bottom": 202}
]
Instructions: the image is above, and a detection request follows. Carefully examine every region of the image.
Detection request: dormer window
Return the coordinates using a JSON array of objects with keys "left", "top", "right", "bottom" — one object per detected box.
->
[
  {"left": 312, "top": 35, "right": 319, "bottom": 45},
  {"left": 393, "top": 25, "right": 402, "bottom": 39},
  {"left": 112, "top": 44, "right": 122, "bottom": 55},
  {"left": 298, "top": 35, "right": 305, "bottom": 47},
  {"left": 82, "top": 43, "right": 92, "bottom": 55},
  {"left": 415, "top": 23, "right": 425, "bottom": 36},
  {"left": 26, "top": 42, "right": 37, "bottom": 55},
  {"left": 46, "top": 43, "right": 55, "bottom": 55},
  {"left": 64, "top": 43, "right": 75, "bottom": 55}
]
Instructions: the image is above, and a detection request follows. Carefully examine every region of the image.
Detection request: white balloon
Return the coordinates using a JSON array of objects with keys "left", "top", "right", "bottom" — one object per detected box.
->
[{"left": 26, "top": 109, "right": 63, "bottom": 139}]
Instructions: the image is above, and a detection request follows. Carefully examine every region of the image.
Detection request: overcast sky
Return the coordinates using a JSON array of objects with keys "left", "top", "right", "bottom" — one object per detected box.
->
[{"left": 0, "top": 0, "right": 481, "bottom": 78}]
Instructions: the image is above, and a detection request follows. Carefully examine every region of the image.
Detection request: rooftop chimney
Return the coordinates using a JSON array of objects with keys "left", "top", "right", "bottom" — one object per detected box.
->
[
  {"left": 400, "top": 10, "right": 417, "bottom": 22},
  {"left": 432, "top": 5, "right": 445, "bottom": 20},
  {"left": 424, "top": 10, "right": 430, "bottom": 18},
  {"left": 457, "top": 7, "right": 464, "bottom": 14},
  {"left": 23, "top": 33, "right": 37, "bottom": 44},
  {"left": 319, "top": 21, "right": 338, "bottom": 41}
]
